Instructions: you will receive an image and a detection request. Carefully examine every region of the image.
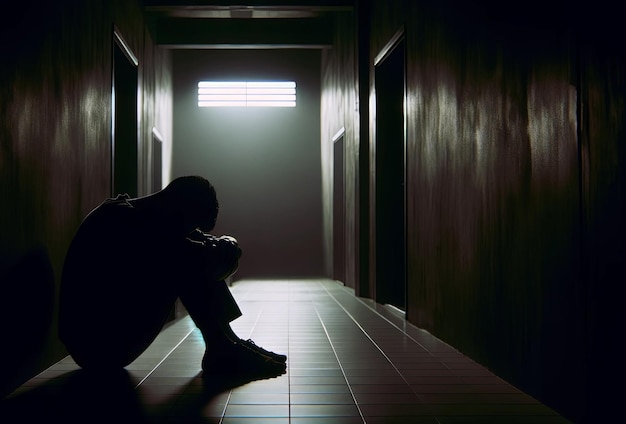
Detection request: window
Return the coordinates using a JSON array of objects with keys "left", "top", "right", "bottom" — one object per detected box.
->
[{"left": 198, "top": 81, "right": 297, "bottom": 108}]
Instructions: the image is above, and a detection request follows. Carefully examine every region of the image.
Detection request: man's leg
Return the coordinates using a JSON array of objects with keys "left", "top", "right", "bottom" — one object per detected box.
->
[{"left": 178, "top": 279, "right": 286, "bottom": 376}]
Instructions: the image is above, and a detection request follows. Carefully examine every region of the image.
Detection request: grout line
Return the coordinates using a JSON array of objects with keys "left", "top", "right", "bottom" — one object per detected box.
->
[
  {"left": 313, "top": 301, "right": 366, "bottom": 424},
  {"left": 323, "top": 281, "right": 446, "bottom": 358},
  {"left": 318, "top": 280, "right": 442, "bottom": 424},
  {"left": 244, "top": 304, "right": 264, "bottom": 340},
  {"left": 326, "top": 282, "right": 461, "bottom": 378},
  {"left": 134, "top": 326, "right": 196, "bottom": 388},
  {"left": 217, "top": 391, "right": 233, "bottom": 424},
  {"left": 323, "top": 282, "right": 537, "bottom": 401},
  {"left": 287, "top": 280, "right": 292, "bottom": 423},
  {"left": 226, "top": 288, "right": 263, "bottom": 422}
]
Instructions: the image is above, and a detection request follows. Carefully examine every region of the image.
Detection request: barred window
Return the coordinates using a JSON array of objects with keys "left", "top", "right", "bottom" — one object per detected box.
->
[{"left": 198, "top": 81, "right": 296, "bottom": 108}]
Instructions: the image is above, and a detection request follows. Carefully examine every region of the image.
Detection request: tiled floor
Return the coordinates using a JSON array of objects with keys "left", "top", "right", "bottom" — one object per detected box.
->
[{"left": 1, "top": 279, "right": 570, "bottom": 423}]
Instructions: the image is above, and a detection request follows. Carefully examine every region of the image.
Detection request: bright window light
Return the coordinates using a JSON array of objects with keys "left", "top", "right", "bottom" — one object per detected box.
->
[{"left": 198, "top": 81, "right": 296, "bottom": 107}]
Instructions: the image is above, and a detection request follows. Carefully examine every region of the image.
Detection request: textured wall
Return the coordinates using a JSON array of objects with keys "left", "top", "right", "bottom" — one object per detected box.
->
[
  {"left": 404, "top": 3, "right": 584, "bottom": 416},
  {"left": 172, "top": 49, "right": 324, "bottom": 280},
  {"left": 0, "top": 0, "right": 172, "bottom": 396}
]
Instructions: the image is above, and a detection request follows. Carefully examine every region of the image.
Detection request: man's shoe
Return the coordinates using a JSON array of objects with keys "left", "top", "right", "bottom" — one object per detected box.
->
[
  {"left": 238, "top": 339, "right": 287, "bottom": 363},
  {"left": 202, "top": 342, "right": 286, "bottom": 378}
]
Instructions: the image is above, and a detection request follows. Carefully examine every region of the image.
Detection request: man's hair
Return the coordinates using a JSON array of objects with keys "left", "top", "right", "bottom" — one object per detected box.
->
[{"left": 162, "top": 175, "right": 219, "bottom": 218}]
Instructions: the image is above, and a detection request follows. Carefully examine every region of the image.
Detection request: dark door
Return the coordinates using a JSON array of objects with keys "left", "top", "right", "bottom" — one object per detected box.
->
[
  {"left": 112, "top": 33, "right": 138, "bottom": 197},
  {"left": 152, "top": 130, "right": 163, "bottom": 193},
  {"left": 374, "top": 38, "right": 406, "bottom": 310},
  {"left": 333, "top": 134, "right": 346, "bottom": 283}
]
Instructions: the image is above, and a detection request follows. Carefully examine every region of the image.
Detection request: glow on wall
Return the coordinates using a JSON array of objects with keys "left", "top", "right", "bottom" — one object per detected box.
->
[{"left": 198, "top": 81, "right": 297, "bottom": 107}]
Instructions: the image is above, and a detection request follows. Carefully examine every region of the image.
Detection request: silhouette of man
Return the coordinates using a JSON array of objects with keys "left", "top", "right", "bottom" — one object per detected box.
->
[{"left": 59, "top": 175, "right": 286, "bottom": 376}]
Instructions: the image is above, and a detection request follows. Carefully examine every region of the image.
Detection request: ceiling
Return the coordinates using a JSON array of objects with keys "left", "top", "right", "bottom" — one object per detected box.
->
[{"left": 143, "top": 0, "right": 355, "bottom": 49}]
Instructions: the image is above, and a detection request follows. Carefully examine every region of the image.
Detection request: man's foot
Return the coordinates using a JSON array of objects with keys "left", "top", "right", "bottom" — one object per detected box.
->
[
  {"left": 238, "top": 339, "right": 287, "bottom": 363},
  {"left": 202, "top": 341, "right": 286, "bottom": 378}
]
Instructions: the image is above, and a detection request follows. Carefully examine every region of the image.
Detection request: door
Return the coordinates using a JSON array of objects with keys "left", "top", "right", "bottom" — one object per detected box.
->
[
  {"left": 333, "top": 132, "right": 346, "bottom": 283},
  {"left": 374, "top": 36, "right": 406, "bottom": 310},
  {"left": 112, "top": 30, "right": 138, "bottom": 197},
  {"left": 152, "top": 128, "right": 163, "bottom": 193}
]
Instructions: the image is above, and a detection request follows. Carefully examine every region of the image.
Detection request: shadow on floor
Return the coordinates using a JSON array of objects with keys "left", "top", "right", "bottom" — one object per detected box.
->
[
  {"left": 0, "top": 369, "right": 147, "bottom": 423},
  {"left": 0, "top": 367, "right": 284, "bottom": 423}
]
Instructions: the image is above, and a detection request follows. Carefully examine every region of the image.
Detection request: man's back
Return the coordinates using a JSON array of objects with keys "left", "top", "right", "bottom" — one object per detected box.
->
[{"left": 58, "top": 194, "right": 181, "bottom": 367}]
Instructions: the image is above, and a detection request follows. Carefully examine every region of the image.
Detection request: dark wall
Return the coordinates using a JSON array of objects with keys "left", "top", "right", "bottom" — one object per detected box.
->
[
  {"left": 321, "top": 11, "right": 358, "bottom": 288},
  {"left": 322, "top": 0, "right": 625, "bottom": 421},
  {"left": 403, "top": 3, "right": 583, "bottom": 417},
  {"left": 172, "top": 49, "right": 324, "bottom": 280},
  {"left": 0, "top": 0, "right": 172, "bottom": 397},
  {"left": 579, "top": 31, "right": 626, "bottom": 421}
]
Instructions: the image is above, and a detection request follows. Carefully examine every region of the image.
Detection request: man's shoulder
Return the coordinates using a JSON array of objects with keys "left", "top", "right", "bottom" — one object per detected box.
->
[
  {"left": 92, "top": 194, "right": 134, "bottom": 216},
  {"left": 78, "top": 194, "right": 136, "bottom": 235}
]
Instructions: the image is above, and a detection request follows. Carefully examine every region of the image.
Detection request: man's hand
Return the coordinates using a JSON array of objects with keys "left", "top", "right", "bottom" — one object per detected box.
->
[{"left": 188, "top": 231, "right": 242, "bottom": 281}]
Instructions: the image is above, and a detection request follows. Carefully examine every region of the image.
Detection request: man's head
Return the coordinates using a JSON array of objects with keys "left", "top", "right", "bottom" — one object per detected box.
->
[{"left": 161, "top": 176, "right": 219, "bottom": 233}]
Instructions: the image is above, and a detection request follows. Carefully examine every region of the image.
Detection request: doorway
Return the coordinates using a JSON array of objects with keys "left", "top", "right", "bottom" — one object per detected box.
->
[
  {"left": 374, "top": 34, "right": 406, "bottom": 311},
  {"left": 333, "top": 130, "right": 346, "bottom": 284},
  {"left": 112, "top": 30, "right": 138, "bottom": 197},
  {"left": 151, "top": 128, "right": 163, "bottom": 193}
]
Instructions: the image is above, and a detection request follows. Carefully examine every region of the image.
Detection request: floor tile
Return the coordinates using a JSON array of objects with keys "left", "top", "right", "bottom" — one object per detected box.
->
[{"left": 290, "top": 403, "right": 362, "bottom": 417}]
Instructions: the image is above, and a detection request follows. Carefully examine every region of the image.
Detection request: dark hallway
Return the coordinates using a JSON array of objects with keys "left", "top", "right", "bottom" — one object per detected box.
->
[{"left": 1, "top": 1, "right": 625, "bottom": 423}]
